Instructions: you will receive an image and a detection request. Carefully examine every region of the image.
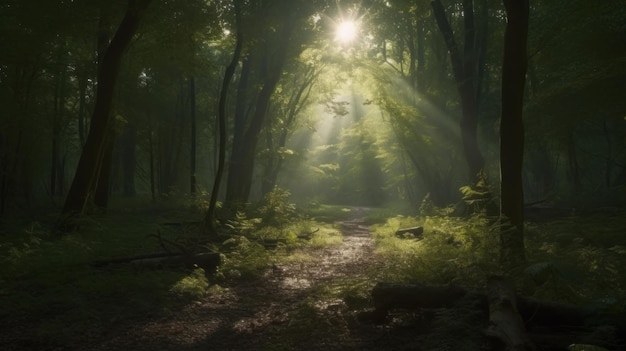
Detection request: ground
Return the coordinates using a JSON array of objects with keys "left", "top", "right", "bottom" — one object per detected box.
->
[{"left": 86, "top": 207, "right": 427, "bottom": 351}]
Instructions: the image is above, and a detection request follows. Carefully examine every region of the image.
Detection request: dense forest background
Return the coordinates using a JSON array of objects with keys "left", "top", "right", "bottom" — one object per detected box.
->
[
  {"left": 1, "top": 0, "right": 624, "bottom": 216},
  {"left": 1, "top": 0, "right": 626, "bottom": 349}
]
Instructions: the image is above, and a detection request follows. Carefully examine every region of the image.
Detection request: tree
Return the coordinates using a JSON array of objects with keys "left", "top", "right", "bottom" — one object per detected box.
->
[
  {"left": 224, "top": 0, "right": 316, "bottom": 207},
  {"left": 203, "top": 0, "right": 244, "bottom": 236},
  {"left": 60, "top": 0, "right": 152, "bottom": 223},
  {"left": 259, "top": 56, "right": 325, "bottom": 197},
  {"left": 431, "top": 0, "right": 485, "bottom": 182},
  {"left": 499, "top": 0, "right": 529, "bottom": 266}
]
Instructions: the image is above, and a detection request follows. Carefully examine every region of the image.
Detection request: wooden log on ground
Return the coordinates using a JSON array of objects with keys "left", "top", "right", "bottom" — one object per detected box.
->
[
  {"left": 485, "top": 276, "right": 535, "bottom": 351},
  {"left": 395, "top": 226, "right": 424, "bottom": 238},
  {"left": 91, "top": 251, "right": 181, "bottom": 267},
  {"left": 369, "top": 282, "right": 623, "bottom": 329},
  {"left": 130, "top": 252, "right": 221, "bottom": 272},
  {"left": 92, "top": 252, "right": 221, "bottom": 272},
  {"left": 371, "top": 282, "right": 467, "bottom": 319},
  {"left": 369, "top": 281, "right": 626, "bottom": 349}
]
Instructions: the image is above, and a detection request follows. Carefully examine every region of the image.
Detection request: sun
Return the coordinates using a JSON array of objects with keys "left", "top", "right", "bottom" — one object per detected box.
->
[{"left": 335, "top": 20, "right": 358, "bottom": 43}]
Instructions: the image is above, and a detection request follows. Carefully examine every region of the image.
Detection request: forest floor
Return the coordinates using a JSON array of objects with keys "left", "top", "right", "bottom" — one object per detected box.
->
[{"left": 85, "top": 207, "right": 431, "bottom": 351}]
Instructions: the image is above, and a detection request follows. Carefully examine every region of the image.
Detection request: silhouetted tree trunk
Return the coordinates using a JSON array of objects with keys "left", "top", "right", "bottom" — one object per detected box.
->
[
  {"left": 225, "top": 16, "right": 295, "bottom": 207},
  {"left": 203, "top": 0, "right": 243, "bottom": 236},
  {"left": 60, "top": 0, "right": 151, "bottom": 221},
  {"left": 431, "top": 0, "right": 484, "bottom": 181},
  {"left": 121, "top": 123, "right": 137, "bottom": 196},
  {"left": 189, "top": 77, "right": 197, "bottom": 194},
  {"left": 93, "top": 132, "right": 114, "bottom": 208},
  {"left": 148, "top": 109, "right": 156, "bottom": 201},
  {"left": 500, "top": 0, "right": 529, "bottom": 267},
  {"left": 77, "top": 71, "right": 88, "bottom": 146},
  {"left": 224, "top": 54, "right": 251, "bottom": 207},
  {"left": 51, "top": 57, "right": 66, "bottom": 197},
  {"left": 261, "top": 65, "right": 320, "bottom": 197}
]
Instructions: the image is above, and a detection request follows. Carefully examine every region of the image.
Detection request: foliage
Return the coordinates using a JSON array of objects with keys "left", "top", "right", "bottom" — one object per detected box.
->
[
  {"left": 371, "top": 213, "right": 500, "bottom": 285},
  {"left": 302, "top": 203, "right": 354, "bottom": 223},
  {"left": 169, "top": 268, "right": 210, "bottom": 299},
  {"left": 257, "top": 187, "right": 298, "bottom": 227},
  {"left": 0, "top": 212, "right": 201, "bottom": 349},
  {"left": 522, "top": 214, "right": 626, "bottom": 309}
]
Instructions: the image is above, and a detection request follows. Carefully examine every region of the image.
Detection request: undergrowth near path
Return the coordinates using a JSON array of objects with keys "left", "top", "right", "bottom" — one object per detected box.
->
[{"left": 1, "top": 197, "right": 625, "bottom": 350}]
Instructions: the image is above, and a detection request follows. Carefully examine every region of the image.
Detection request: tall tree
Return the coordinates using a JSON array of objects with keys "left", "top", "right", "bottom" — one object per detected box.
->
[
  {"left": 260, "top": 59, "right": 324, "bottom": 196},
  {"left": 499, "top": 0, "right": 529, "bottom": 266},
  {"left": 203, "top": 0, "right": 244, "bottom": 236},
  {"left": 60, "top": 0, "right": 152, "bottom": 223},
  {"left": 224, "top": 1, "right": 304, "bottom": 207},
  {"left": 431, "top": 0, "right": 485, "bottom": 181}
]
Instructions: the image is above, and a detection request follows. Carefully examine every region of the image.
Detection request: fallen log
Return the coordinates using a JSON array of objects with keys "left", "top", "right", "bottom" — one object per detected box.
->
[
  {"left": 395, "top": 226, "right": 424, "bottom": 238},
  {"left": 371, "top": 282, "right": 467, "bottom": 320},
  {"left": 485, "top": 276, "right": 535, "bottom": 351},
  {"left": 92, "top": 252, "right": 221, "bottom": 272},
  {"left": 91, "top": 251, "right": 181, "bottom": 267},
  {"left": 369, "top": 282, "right": 626, "bottom": 349}
]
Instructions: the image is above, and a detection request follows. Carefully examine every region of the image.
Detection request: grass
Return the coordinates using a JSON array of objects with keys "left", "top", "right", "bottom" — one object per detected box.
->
[
  {"left": 0, "top": 207, "right": 208, "bottom": 349},
  {"left": 3, "top": 199, "right": 625, "bottom": 350},
  {"left": 303, "top": 203, "right": 355, "bottom": 222},
  {"left": 0, "top": 197, "right": 353, "bottom": 349},
  {"left": 368, "top": 211, "right": 626, "bottom": 311}
]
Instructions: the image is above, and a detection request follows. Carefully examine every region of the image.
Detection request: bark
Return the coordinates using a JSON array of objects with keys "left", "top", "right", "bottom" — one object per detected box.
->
[
  {"left": 148, "top": 109, "right": 156, "bottom": 201},
  {"left": 499, "top": 0, "right": 529, "bottom": 267},
  {"left": 60, "top": 0, "right": 151, "bottom": 220},
  {"left": 51, "top": 49, "right": 67, "bottom": 197},
  {"left": 121, "top": 123, "right": 137, "bottom": 196},
  {"left": 371, "top": 282, "right": 467, "bottom": 321},
  {"left": 93, "top": 131, "right": 114, "bottom": 209},
  {"left": 395, "top": 226, "right": 424, "bottom": 238},
  {"left": 261, "top": 65, "right": 320, "bottom": 196},
  {"left": 189, "top": 77, "right": 197, "bottom": 194},
  {"left": 77, "top": 72, "right": 88, "bottom": 146},
  {"left": 416, "top": 20, "right": 426, "bottom": 94},
  {"left": 92, "top": 252, "right": 221, "bottom": 272},
  {"left": 225, "top": 16, "right": 295, "bottom": 206},
  {"left": 431, "top": 0, "right": 484, "bottom": 181},
  {"left": 203, "top": 0, "right": 243, "bottom": 235},
  {"left": 485, "top": 277, "right": 535, "bottom": 351},
  {"left": 369, "top": 281, "right": 623, "bottom": 347}
]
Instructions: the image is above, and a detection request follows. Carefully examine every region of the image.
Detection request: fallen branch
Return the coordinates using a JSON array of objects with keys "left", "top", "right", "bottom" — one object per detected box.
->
[
  {"left": 369, "top": 281, "right": 626, "bottom": 349},
  {"left": 91, "top": 251, "right": 221, "bottom": 272},
  {"left": 395, "top": 226, "right": 424, "bottom": 239}
]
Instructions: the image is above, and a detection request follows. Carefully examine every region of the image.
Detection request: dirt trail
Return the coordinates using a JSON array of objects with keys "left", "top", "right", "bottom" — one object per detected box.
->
[{"left": 93, "top": 207, "right": 393, "bottom": 351}]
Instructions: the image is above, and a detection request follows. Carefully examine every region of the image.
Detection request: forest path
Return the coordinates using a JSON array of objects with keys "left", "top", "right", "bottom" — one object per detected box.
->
[{"left": 93, "top": 207, "right": 397, "bottom": 351}]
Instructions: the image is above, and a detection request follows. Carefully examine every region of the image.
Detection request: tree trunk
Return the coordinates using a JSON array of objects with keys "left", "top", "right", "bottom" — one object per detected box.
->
[
  {"left": 93, "top": 131, "right": 115, "bottom": 209},
  {"left": 225, "top": 17, "right": 295, "bottom": 206},
  {"left": 431, "top": 0, "right": 484, "bottom": 181},
  {"left": 203, "top": 0, "right": 243, "bottom": 236},
  {"left": 77, "top": 71, "right": 88, "bottom": 146},
  {"left": 121, "top": 123, "right": 137, "bottom": 196},
  {"left": 60, "top": 0, "right": 151, "bottom": 221},
  {"left": 499, "top": 0, "right": 529, "bottom": 267},
  {"left": 51, "top": 51, "right": 67, "bottom": 198},
  {"left": 261, "top": 66, "right": 320, "bottom": 197},
  {"left": 486, "top": 277, "right": 535, "bottom": 351},
  {"left": 148, "top": 109, "right": 156, "bottom": 201},
  {"left": 189, "top": 76, "right": 197, "bottom": 194}
]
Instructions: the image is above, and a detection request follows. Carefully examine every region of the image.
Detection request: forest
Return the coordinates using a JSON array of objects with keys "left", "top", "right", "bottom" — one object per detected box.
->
[{"left": 1, "top": 0, "right": 625, "bottom": 350}]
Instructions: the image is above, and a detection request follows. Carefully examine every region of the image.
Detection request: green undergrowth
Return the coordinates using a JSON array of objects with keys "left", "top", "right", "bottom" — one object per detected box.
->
[
  {"left": 0, "top": 212, "right": 204, "bottom": 349},
  {"left": 524, "top": 213, "right": 626, "bottom": 308},
  {"left": 371, "top": 213, "right": 501, "bottom": 285},
  {"left": 370, "top": 211, "right": 626, "bottom": 311},
  {"left": 0, "top": 199, "right": 344, "bottom": 350},
  {"left": 302, "top": 203, "right": 355, "bottom": 222}
]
